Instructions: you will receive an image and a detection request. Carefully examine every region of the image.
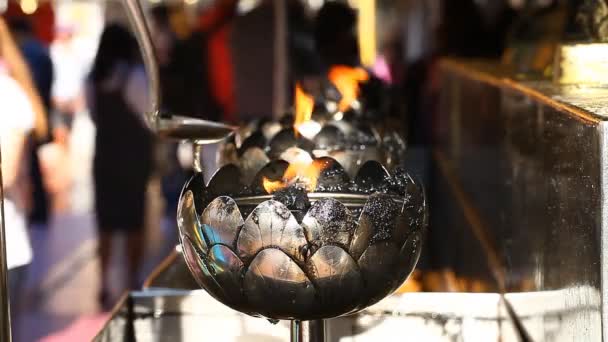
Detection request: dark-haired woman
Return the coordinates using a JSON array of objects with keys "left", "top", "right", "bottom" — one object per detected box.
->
[{"left": 86, "top": 24, "right": 154, "bottom": 309}]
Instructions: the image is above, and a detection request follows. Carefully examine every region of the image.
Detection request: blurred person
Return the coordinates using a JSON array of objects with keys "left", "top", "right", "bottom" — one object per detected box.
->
[
  {"left": 0, "top": 18, "right": 48, "bottom": 140},
  {"left": 87, "top": 24, "right": 154, "bottom": 309},
  {"left": 0, "top": 19, "right": 41, "bottom": 335},
  {"left": 50, "top": 24, "right": 88, "bottom": 135},
  {"left": 8, "top": 17, "right": 54, "bottom": 227},
  {"left": 38, "top": 121, "right": 72, "bottom": 213}
]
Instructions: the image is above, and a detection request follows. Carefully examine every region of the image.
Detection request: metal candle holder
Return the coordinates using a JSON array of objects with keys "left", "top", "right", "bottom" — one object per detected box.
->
[
  {"left": 219, "top": 118, "right": 406, "bottom": 182},
  {"left": 121, "top": 1, "right": 425, "bottom": 340},
  {"left": 176, "top": 158, "right": 427, "bottom": 341}
]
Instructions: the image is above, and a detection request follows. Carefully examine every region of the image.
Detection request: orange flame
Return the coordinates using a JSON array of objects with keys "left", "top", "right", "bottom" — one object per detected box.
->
[
  {"left": 328, "top": 66, "right": 369, "bottom": 112},
  {"left": 263, "top": 159, "right": 326, "bottom": 194},
  {"left": 294, "top": 83, "right": 314, "bottom": 134}
]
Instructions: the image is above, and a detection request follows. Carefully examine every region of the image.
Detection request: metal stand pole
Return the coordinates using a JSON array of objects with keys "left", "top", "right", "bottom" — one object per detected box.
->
[
  {"left": 0, "top": 146, "right": 12, "bottom": 341},
  {"left": 290, "top": 320, "right": 325, "bottom": 342}
]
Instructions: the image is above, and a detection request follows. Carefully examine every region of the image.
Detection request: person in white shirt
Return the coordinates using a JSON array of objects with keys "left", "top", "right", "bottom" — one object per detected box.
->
[{"left": 0, "top": 58, "right": 36, "bottom": 322}]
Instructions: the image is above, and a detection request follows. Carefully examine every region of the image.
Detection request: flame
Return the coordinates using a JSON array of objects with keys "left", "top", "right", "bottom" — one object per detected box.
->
[
  {"left": 263, "top": 159, "right": 326, "bottom": 194},
  {"left": 294, "top": 83, "right": 314, "bottom": 133},
  {"left": 328, "top": 66, "right": 369, "bottom": 112}
]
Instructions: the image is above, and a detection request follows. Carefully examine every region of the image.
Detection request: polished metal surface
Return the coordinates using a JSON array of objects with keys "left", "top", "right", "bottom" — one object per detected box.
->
[
  {"left": 219, "top": 121, "right": 406, "bottom": 180},
  {"left": 123, "top": 0, "right": 236, "bottom": 142},
  {"left": 291, "top": 320, "right": 326, "bottom": 342},
  {"left": 93, "top": 290, "right": 544, "bottom": 341},
  {"left": 176, "top": 165, "right": 426, "bottom": 321},
  {"left": 437, "top": 59, "right": 605, "bottom": 340},
  {"left": 123, "top": 0, "right": 159, "bottom": 125}
]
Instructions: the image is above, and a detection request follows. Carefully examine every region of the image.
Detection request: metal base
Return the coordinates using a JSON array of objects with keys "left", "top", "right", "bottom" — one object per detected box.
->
[{"left": 290, "top": 320, "right": 326, "bottom": 342}]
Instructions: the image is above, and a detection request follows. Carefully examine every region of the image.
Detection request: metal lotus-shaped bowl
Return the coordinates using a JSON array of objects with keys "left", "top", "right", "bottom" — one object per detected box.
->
[
  {"left": 176, "top": 160, "right": 426, "bottom": 321},
  {"left": 218, "top": 119, "right": 406, "bottom": 182}
]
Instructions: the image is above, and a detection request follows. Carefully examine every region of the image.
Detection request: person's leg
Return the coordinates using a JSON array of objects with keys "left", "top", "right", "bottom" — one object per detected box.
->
[
  {"left": 126, "top": 231, "right": 145, "bottom": 290},
  {"left": 8, "top": 265, "right": 27, "bottom": 340},
  {"left": 98, "top": 231, "right": 113, "bottom": 309}
]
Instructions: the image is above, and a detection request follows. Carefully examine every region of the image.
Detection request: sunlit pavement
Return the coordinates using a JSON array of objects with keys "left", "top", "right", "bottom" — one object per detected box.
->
[{"left": 12, "top": 112, "right": 178, "bottom": 342}]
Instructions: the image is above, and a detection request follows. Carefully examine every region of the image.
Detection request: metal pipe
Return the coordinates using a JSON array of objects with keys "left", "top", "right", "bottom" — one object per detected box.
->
[
  {"left": 123, "top": 0, "right": 161, "bottom": 126},
  {"left": 0, "top": 146, "right": 12, "bottom": 342},
  {"left": 290, "top": 320, "right": 326, "bottom": 342}
]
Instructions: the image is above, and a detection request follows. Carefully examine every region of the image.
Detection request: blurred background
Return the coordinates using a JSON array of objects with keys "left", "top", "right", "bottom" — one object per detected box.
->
[{"left": 0, "top": 0, "right": 593, "bottom": 340}]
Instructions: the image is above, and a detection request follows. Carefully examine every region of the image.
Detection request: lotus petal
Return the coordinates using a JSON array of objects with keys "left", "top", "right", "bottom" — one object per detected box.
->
[
  {"left": 238, "top": 131, "right": 266, "bottom": 155},
  {"left": 180, "top": 172, "right": 206, "bottom": 216},
  {"left": 207, "top": 164, "right": 244, "bottom": 196},
  {"left": 268, "top": 128, "right": 315, "bottom": 159},
  {"left": 180, "top": 234, "right": 227, "bottom": 303},
  {"left": 239, "top": 147, "right": 270, "bottom": 185},
  {"left": 201, "top": 196, "right": 244, "bottom": 247},
  {"left": 360, "top": 193, "right": 401, "bottom": 244},
  {"left": 250, "top": 160, "right": 289, "bottom": 195},
  {"left": 355, "top": 160, "right": 390, "bottom": 192},
  {"left": 327, "top": 120, "right": 355, "bottom": 136},
  {"left": 356, "top": 147, "right": 383, "bottom": 170},
  {"left": 399, "top": 231, "right": 423, "bottom": 276},
  {"left": 314, "top": 157, "right": 350, "bottom": 192},
  {"left": 307, "top": 246, "right": 362, "bottom": 313},
  {"left": 390, "top": 231, "right": 424, "bottom": 295},
  {"left": 208, "top": 245, "right": 245, "bottom": 301},
  {"left": 357, "top": 241, "right": 400, "bottom": 305},
  {"left": 314, "top": 125, "right": 344, "bottom": 149},
  {"left": 237, "top": 200, "right": 307, "bottom": 262},
  {"left": 326, "top": 150, "right": 359, "bottom": 179},
  {"left": 217, "top": 142, "right": 239, "bottom": 168},
  {"left": 243, "top": 248, "right": 315, "bottom": 319},
  {"left": 302, "top": 198, "right": 356, "bottom": 250},
  {"left": 261, "top": 121, "right": 283, "bottom": 141},
  {"left": 177, "top": 190, "right": 208, "bottom": 254},
  {"left": 279, "top": 147, "right": 313, "bottom": 165},
  {"left": 349, "top": 212, "right": 373, "bottom": 261},
  {"left": 405, "top": 176, "right": 427, "bottom": 232}
]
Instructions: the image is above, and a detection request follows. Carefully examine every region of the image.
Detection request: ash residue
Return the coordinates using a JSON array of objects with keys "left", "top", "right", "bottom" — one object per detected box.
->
[
  {"left": 314, "top": 158, "right": 350, "bottom": 193},
  {"left": 272, "top": 185, "right": 311, "bottom": 213},
  {"left": 307, "top": 199, "right": 356, "bottom": 247},
  {"left": 384, "top": 167, "right": 412, "bottom": 196},
  {"left": 365, "top": 195, "right": 400, "bottom": 243},
  {"left": 343, "top": 130, "right": 378, "bottom": 150}
]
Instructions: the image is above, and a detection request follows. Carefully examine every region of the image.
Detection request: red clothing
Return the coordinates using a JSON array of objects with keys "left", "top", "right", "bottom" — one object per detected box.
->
[
  {"left": 4, "top": 2, "right": 55, "bottom": 45},
  {"left": 199, "top": 3, "right": 236, "bottom": 123}
]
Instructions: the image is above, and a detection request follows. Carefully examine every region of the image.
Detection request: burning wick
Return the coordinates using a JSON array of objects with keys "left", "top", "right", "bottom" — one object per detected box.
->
[
  {"left": 328, "top": 66, "right": 369, "bottom": 112},
  {"left": 263, "top": 148, "right": 326, "bottom": 194},
  {"left": 294, "top": 83, "right": 321, "bottom": 140}
]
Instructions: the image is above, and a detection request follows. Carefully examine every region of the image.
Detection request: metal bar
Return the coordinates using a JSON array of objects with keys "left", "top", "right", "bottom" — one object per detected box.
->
[
  {"left": 290, "top": 320, "right": 326, "bottom": 342},
  {"left": 0, "top": 145, "right": 12, "bottom": 342},
  {"left": 123, "top": 0, "right": 161, "bottom": 125}
]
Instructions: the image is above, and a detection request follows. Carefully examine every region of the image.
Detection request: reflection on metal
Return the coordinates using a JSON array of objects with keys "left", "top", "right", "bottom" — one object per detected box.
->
[
  {"left": 291, "top": 320, "right": 326, "bottom": 342},
  {"left": 553, "top": 43, "right": 608, "bottom": 85},
  {"left": 438, "top": 59, "right": 605, "bottom": 340}
]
